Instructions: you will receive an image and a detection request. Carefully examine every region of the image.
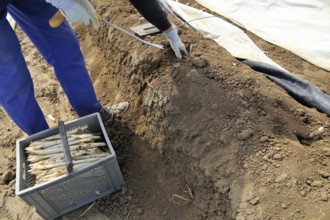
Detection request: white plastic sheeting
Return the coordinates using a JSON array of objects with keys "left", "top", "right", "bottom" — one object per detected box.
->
[
  {"left": 163, "top": 0, "right": 330, "bottom": 116},
  {"left": 196, "top": 0, "right": 330, "bottom": 71},
  {"left": 164, "top": 0, "right": 284, "bottom": 70}
]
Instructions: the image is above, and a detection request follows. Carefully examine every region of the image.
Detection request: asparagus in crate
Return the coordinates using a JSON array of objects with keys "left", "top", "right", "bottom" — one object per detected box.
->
[{"left": 26, "top": 126, "right": 109, "bottom": 185}]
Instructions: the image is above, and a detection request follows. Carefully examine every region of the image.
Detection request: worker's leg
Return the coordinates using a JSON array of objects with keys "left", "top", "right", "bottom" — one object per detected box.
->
[
  {"left": 0, "top": 11, "right": 49, "bottom": 135},
  {"left": 8, "top": 0, "right": 101, "bottom": 117}
]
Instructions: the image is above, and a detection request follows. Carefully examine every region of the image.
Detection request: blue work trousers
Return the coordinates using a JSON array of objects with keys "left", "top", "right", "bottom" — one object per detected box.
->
[{"left": 0, "top": 0, "right": 101, "bottom": 135}]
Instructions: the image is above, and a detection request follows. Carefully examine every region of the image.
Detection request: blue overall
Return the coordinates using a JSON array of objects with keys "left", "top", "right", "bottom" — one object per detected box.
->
[{"left": 0, "top": 0, "right": 101, "bottom": 135}]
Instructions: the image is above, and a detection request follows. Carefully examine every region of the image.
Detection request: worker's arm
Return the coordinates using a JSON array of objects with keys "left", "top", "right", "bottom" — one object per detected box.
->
[
  {"left": 129, "top": 0, "right": 188, "bottom": 59},
  {"left": 129, "top": 0, "right": 171, "bottom": 32},
  {"left": 46, "top": 0, "right": 99, "bottom": 29}
]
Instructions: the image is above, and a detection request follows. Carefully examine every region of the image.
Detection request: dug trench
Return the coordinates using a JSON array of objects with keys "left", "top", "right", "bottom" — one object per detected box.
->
[
  {"left": 67, "top": 1, "right": 330, "bottom": 218},
  {"left": 1, "top": 0, "right": 330, "bottom": 219}
]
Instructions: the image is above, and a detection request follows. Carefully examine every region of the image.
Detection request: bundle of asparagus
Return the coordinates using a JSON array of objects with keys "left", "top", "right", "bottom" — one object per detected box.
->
[{"left": 26, "top": 126, "right": 109, "bottom": 185}]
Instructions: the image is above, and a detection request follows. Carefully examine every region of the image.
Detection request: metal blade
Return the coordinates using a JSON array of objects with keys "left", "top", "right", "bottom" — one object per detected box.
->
[{"left": 101, "top": 18, "right": 164, "bottom": 50}]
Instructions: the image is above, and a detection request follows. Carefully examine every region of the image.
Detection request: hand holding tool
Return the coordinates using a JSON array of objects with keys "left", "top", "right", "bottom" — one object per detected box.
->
[
  {"left": 46, "top": 0, "right": 99, "bottom": 29},
  {"left": 49, "top": 10, "right": 164, "bottom": 49}
]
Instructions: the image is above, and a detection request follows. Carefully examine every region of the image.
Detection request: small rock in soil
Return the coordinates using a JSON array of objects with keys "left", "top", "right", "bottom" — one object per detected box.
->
[
  {"left": 273, "top": 154, "right": 283, "bottom": 160},
  {"left": 296, "top": 109, "right": 305, "bottom": 117},
  {"left": 238, "top": 128, "right": 254, "bottom": 140},
  {"left": 122, "top": 187, "right": 128, "bottom": 195},
  {"left": 211, "top": 103, "right": 219, "bottom": 110},
  {"left": 309, "top": 129, "right": 323, "bottom": 140},
  {"left": 192, "top": 57, "right": 208, "bottom": 68},
  {"left": 321, "top": 147, "right": 330, "bottom": 157},
  {"left": 122, "top": 207, "right": 128, "bottom": 215},
  {"left": 1, "top": 171, "right": 15, "bottom": 185},
  {"left": 137, "top": 208, "right": 144, "bottom": 215},
  {"left": 275, "top": 173, "right": 288, "bottom": 183},
  {"left": 311, "top": 180, "right": 323, "bottom": 187},
  {"left": 173, "top": 63, "right": 181, "bottom": 68},
  {"left": 119, "top": 197, "right": 126, "bottom": 205},
  {"left": 319, "top": 171, "right": 330, "bottom": 179},
  {"left": 273, "top": 146, "right": 281, "bottom": 151},
  {"left": 249, "top": 197, "right": 260, "bottom": 206},
  {"left": 320, "top": 192, "right": 328, "bottom": 201},
  {"left": 260, "top": 136, "right": 269, "bottom": 143}
]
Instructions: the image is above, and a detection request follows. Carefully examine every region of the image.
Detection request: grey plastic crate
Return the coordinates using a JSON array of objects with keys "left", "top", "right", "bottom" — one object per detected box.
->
[{"left": 15, "top": 113, "right": 125, "bottom": 220}]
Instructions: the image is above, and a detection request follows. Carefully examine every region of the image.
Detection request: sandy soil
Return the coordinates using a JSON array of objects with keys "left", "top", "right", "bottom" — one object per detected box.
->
[{"left": 1, "top": 0, "right": 330, "bottom": 219}]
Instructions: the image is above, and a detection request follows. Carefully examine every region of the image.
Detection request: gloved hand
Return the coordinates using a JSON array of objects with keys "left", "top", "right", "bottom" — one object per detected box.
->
[
  {"left": 46, "top": 0, "right": 99, "bottom": 29},
  {"left": 164, "top": 27, "right": 188, "bottom": 59}
]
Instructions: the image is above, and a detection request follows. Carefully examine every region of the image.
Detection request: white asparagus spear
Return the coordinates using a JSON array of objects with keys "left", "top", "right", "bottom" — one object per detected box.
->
[
  {"left": 86, "top": 148, "right": 108, "bottom": 155},
  {"left": 27, "top": 155, "right": 53, "bottom": 163},
  {"left": 31, "top": 170, "right": 47, "bottom": 176},
  {"left": 26, "top": 136, "right": 102, "bottom": 152},
  {"left": 36, "top": 174, "right": 66, "bottom": 185},
  {"left": 29, "top": 167, "right": 64, "bottom": 175},
  {"left": 36, "top": 170, "right": 66, "bottom": 181},
  {"left": 29, "top": 152, "right": 108, "bottom": 167},
  {"left": 73, "top": 153, "right": 108, "bottom": 160},
  {"left": 29, "top": 142, "right": 106, "bottom": 155},
  {"left": 29, "top": 133, "right": 101, "bottom": 149},
  {"left": 28, "top": 149, "right": 107, "bottom": 171},
  {"left": 27, "top": 136, "right": 102, "bottom": 151},
  {"left": 47, "top": 150, "right": 89, "bottom": 161},
  {"left": 48, "top": 151, "right": 107, "bottom": 162},
  {"left": 29, "top": 126, "right": 89, "bottom": 143},
  {"left": 33, "top": 162, "right": 98, "bottom": 184},
  {"left": 30, "top": 157, "right": 102, "bottom": 171},
  {"left": 27, "top": 150, "right": 90, "bottom": 163},
  {"left": 29, "top": 165, "right": 67, "bottom": 174},
  {"left": 29, "top": 161, "right": 87, "bottom": 175},
  {"left": 36, "top": 163, "right": 94, "bottom": 181},
  {"left": 36, "top": 171, "right": 59, "bottom": 181},
  {"left": 27, "top": 151, "right": 84, "bottom": 163},
  {"left": 30, "top": 159, "right": 62, "bottom": 167}
]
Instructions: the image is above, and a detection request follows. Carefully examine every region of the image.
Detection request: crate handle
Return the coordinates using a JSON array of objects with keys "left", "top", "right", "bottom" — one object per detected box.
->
[{"left": 58, "top": 120, "right": 73, "bottom": 174}]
